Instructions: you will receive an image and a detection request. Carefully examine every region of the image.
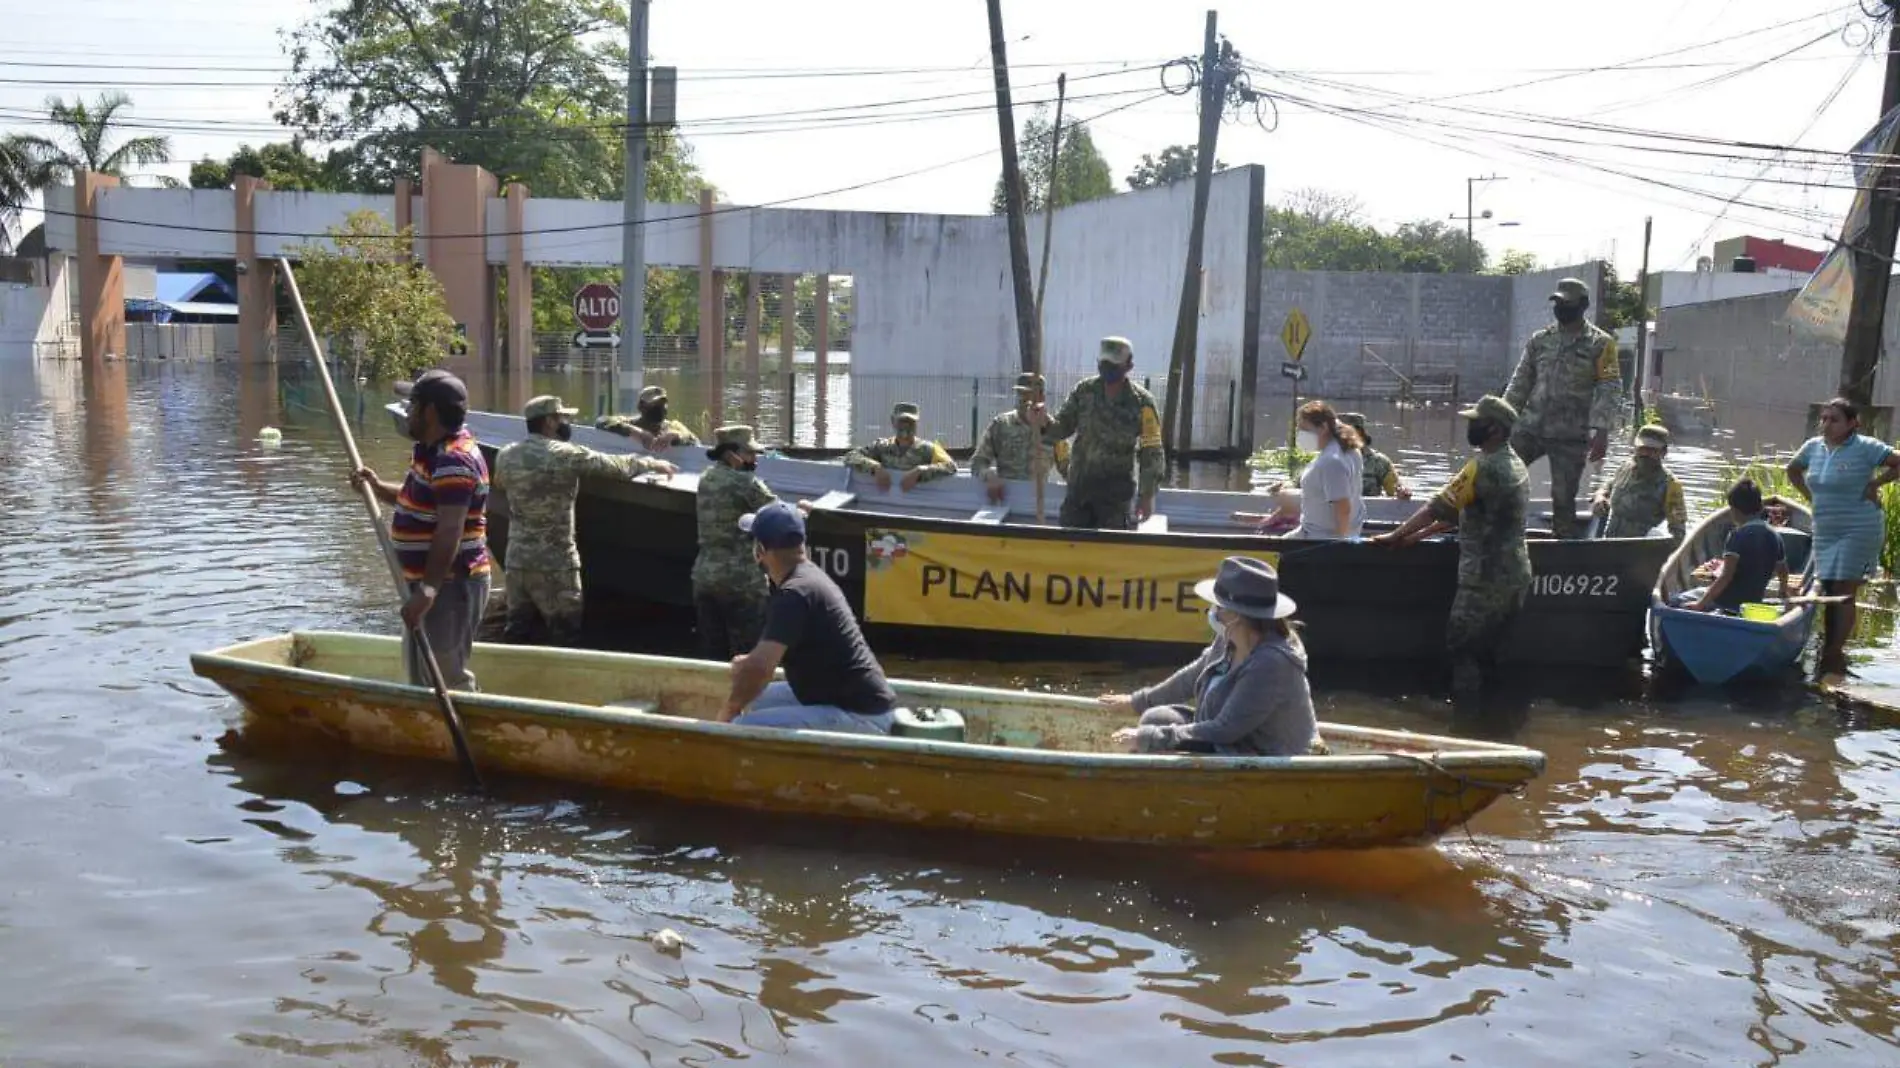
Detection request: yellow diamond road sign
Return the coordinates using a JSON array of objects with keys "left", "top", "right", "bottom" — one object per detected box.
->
[{"left": 1281, "top": 308, "right": 1312, "bottom": 362}]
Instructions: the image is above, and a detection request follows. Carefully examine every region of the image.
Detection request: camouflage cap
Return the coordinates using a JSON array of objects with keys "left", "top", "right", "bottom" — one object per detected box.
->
[
  {"left": 1458, "top": 394, "right": 1519, "bottom": 428},
  {"left": 637, "top": 384, "right": 668, "bottom": 407},
  {"left": 892, "top": 401, "right": 921, "bottom": 424},
  {"left": 522, "top": 394, "right": 578, "bottom": 421},
  {"left": 713, "top": 424, "right": 766, "bottom": 451},
  {"left": 1549, "top": 277, "right": 1592, "bottom": 304},
  {"left": 1012, "top": 372, "right": 1046, "bottom": 393},
  {"left": 1338, "top": 411, "right": 1371, "bottom": 443},
  {"left": 1635, "top": 424, "right": 1670, "bottom": 449},
  {"left": 1099, "top": 336, "right": 1134, "bottom": 366}
]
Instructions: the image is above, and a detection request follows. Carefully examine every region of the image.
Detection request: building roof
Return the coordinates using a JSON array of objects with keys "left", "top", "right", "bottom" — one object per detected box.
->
[{"left": 154, "top": 271, "right": 235, "bottom": 304}]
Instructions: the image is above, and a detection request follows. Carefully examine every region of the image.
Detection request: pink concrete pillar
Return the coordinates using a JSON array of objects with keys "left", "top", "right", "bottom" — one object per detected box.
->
[
  {"left": 74, "top": 170, "right": 125, "bottom": 363},
  {"left": 234, "top": 175, "right": 277, "bottom": 365},
  {"left": 393, "top": 177, "right": 413, "bottom": 240},
  {"left": 421, "top": 151, "right": 499, "bottom": 369}
]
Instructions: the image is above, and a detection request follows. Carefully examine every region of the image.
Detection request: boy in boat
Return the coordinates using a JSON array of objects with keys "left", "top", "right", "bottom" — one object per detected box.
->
[
  {"left": 1592, "top": 424, "right": 1688, "bottom": 543},
  {"left": 721, "top": 502, "right": 897, "bottom": 734},
  {"left": 1673, "top": 478, "right": 1791, "bottom": 614},
  {"left": 844, "top": 402, "right": 958, "bottom": 492}
]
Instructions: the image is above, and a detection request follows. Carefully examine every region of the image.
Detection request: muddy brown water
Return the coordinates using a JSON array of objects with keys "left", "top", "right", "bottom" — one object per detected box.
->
[{"left": 1, "top": 357, "right": 1896, "bottom": 1066}]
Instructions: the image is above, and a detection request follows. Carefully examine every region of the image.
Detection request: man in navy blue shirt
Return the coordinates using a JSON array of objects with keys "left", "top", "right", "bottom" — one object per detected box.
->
[
  {"left": 720, "top": 502, "right": 897, "bottom": 733},
  {"left": 1680, "top": 478, "right": 1791, "bottom": 613}
]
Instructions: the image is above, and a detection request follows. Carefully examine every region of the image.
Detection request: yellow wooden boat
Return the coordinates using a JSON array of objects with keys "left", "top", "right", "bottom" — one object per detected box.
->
[{"left": 189, "top": 631, "right": 1547, "bottom": 850}]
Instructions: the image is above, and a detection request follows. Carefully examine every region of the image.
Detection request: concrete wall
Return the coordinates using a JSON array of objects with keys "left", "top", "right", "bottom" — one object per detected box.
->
[
  {"left": 1652, "top": 288, "right": 1900, "bottom": 412},
  {"left": 1251, "top": 261, "right": 1602, "bottom": 407},
  {"left": 0, "top": 256, "right": 76, "bottom": 353}
]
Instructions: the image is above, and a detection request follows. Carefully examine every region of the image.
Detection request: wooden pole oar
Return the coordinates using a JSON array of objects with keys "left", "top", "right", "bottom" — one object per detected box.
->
[{"left": 275, "top": 256, "right": 485, "bottom": 791}]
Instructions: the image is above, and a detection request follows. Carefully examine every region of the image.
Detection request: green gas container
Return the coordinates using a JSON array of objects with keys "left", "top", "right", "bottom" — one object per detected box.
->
[{"left": 891, "top": 706, "right": 967, "bottom": 743}]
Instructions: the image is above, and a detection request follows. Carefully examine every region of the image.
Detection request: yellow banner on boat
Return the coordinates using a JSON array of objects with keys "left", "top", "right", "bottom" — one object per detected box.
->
[{"left": 862, "top": 529, "right": 1272, "bottom": 642}]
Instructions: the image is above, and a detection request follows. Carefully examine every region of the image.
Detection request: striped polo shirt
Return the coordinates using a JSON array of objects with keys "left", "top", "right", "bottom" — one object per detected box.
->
[{"left": 392, "top": 427, "right": 491, "bottom": 581}]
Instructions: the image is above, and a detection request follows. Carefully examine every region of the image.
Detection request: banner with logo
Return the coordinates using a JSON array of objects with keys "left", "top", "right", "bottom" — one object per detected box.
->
[
  {"left": 861, "top": 527, "right": 1270, "bottom": 643},
  {"left": 1789, "top": 103, "right": 1900, "bottom": 342}
]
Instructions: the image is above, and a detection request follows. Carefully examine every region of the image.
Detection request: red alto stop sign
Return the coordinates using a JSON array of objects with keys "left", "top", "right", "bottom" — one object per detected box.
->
[{"left": 573, "top": 283, "right": 621, "bottom": 332}]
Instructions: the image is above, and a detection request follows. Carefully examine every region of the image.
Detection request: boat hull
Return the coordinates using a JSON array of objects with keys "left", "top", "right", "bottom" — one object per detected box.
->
[
  {"left": 491, "top": 466, "right": 1672, "bottom": 668},
  {"left": 190, "top": 631, "right": 1546, "bottom": 851},
  {"left": 1648, "top": 502, "right": 1816, "bottom": 685}
]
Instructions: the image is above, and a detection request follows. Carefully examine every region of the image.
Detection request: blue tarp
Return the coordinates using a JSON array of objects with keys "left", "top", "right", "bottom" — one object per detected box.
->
[{"left": 153, "top": 272, "right": 234, "bottom": 304}]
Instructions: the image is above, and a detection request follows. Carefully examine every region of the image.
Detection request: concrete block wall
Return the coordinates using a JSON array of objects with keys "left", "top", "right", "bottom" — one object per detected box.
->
[{"left": 1652, "top": 288, "right": 1900, "bottom": 412}]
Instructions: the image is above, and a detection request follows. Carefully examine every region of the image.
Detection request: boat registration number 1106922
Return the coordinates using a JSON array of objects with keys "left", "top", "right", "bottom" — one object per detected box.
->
[{"left": 1530, "top": 573, "right": 1619, "bottom": 597}]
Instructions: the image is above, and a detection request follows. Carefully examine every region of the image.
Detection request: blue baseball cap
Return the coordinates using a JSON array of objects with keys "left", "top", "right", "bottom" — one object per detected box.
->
[{"left": 738, "top": 501, "right": 806, "bottom": 550}]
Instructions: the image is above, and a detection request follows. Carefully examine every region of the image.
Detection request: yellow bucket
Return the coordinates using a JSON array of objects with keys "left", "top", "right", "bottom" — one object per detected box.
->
[{"left": 1740, "top": 603, "right": 1779, "bottom": 622}]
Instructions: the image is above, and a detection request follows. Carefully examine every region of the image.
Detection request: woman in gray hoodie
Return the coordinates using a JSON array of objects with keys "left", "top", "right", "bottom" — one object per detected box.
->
[{"left": 1103, "top": 556, "right": 1322, "bottom": 757}]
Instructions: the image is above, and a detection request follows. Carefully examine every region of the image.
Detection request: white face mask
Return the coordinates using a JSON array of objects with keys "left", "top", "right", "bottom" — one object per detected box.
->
[
  {"left": 1296, "top": 429, "right": 1320, "bottom": 453},
  {"left": 1207, "top": 606, "right": 1227, "bottom": 639}
]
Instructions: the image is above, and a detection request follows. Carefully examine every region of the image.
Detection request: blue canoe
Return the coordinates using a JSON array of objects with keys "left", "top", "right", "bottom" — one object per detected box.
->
[{"left": 1648, "top": 502, "right": 1816, "bottom": 685}]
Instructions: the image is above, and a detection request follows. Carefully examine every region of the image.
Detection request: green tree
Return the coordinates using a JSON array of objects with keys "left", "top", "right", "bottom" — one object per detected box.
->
[
  {"left": 1125, "top": 144, "right": 1225, "bottom": 190},
  {"left": 990, "top": 108, "right": 1114, "bottom": 214},
  {"left": 1597, "top": 261, "right": 1649, "bottom": 329},
  {"left": 0, "top": 136, "right": 36, "bottom": 254},
  {"left": 189, "top": 139, "right": 356, "bottom": 191},
  {"left": 1489, "top": 249, "right": 1540, "bottom": 276},
  {"left": 1261, "top": 190, "right": 1488, "bottom": 273},
  {"left": 292, "top": 210, "right": 456, "bottom": 381},
  {"left": 1392, "top": 219, "right": 1483, "bottom": 274},
  {"left": 12, "top": 92, "right": 173, "bottom": 186},
  {"left": 278, "top": 0, "right": 630, "bottom": 197}
]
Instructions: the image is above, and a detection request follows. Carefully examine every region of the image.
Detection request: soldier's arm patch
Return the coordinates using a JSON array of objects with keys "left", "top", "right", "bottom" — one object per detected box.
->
[
  {"left": 1138, "top": 405, "right": 1163, "bottom": 449},
  {"left": 1594, "top": 337, "right": 1620, "bottom": 382},
  {"left": 1430, "top": 458, "right": 1479, "bottom": 521}
]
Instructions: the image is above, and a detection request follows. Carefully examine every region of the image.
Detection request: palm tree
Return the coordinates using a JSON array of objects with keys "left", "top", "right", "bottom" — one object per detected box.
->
[
  {"left": 0, "top": 135, "right": 38, "bottom": 254},
  {"left": 13, "top": 91, "right": 174, "bottom": 188}
]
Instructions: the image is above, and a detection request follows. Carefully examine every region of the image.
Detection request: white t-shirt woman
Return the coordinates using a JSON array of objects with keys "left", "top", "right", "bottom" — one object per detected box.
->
[{"left": 1285, "top": 404, "right": 1366, "bottom": 540}]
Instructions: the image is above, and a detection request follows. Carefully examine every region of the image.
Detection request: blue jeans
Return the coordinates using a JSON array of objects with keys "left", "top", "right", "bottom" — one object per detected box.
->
[{"left": 734, "top": 682, "right": 894, "bottom": 735}]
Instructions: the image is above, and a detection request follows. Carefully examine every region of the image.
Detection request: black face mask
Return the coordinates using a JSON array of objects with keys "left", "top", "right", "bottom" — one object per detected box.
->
[
  {"left": 1467, "top": 420, "right": 1494, "bottom": 448},
  {"left": 1099, "top": 361, "right": 1127, "bottom": 383},
  {"left": 555, "top": 422, "right": 573, "bottom": 442},
  {"left": 739, "top": 459, "right": 759, "bottom": 472},
  {"left": 1552, "top": 302, "right": 1585, "bottom": 325}
]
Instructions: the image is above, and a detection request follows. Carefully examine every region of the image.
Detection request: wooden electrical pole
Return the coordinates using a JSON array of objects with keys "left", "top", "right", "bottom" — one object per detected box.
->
[
  {"left": 1838, "top": 5, "right": 1900, "bottom": 409},
  {"left": 987, "top": 0, "right": 1041, "bottom": 375},
  {"left": 1164, "top": 11, "right": 1223, "bottom": 456},
  {"left": 1630, "top": 217, "right": 1653, "bottom": 426},
  {"left": 1034, "top": 73, "right": 1067, "bottom": 329}
]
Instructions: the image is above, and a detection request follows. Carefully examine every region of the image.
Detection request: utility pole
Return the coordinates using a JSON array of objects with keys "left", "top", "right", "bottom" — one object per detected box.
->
[
  {"left": 1453, "top": 174, "right": 1506, "bottom": 273},
  {"left": 619, "top": 0, "right": 651, "bottom": 413},
  {"left": 1033, "top": 73, "right": 1067, "bottom": 329},
  {"left": 987, "top": 0, "right": 1040, "bottom": 375},
  {"left": 1631, "top": 216, "right": 1653, "bottom": 427},
  {"left": 1164, "top": 11, "right": 1224, "bottom": 456},
  {"left": 1838, "top": 4, "right": 1900, "bottom": 411}
]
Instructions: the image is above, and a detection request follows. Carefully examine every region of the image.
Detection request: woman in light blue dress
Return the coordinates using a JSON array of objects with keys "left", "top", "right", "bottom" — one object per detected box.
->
[{"left": 1786, "top": 396, "right": 1900, "bottom": 678}]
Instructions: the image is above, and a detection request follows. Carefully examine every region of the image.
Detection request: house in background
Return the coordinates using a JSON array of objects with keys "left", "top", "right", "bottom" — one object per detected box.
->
[{"left": 126, "top": 271, "right": 238, "bottom": 324}]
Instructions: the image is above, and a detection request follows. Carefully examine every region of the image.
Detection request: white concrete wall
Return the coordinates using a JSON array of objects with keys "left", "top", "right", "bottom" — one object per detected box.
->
[
  {"left": 255, "top": 191, "right": 396, "bottom": 257},
  {"left": 1651, "top": 269, "right": 1802, "bottom": 309},
  {"left": 0, "top": 256, "right": 73, "bottom": 351},
  {"left": 99, "top": 188, "right": 235, "bottom": 259}
]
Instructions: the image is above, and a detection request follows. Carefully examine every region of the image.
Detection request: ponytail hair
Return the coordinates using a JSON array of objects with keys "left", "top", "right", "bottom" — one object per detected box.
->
[{"left": 1297, "top": 399, "right": 1361, "bottom": 452}]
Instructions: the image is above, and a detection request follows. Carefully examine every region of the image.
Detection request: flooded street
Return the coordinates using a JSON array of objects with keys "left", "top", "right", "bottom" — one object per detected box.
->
[{"left": 3, "top": 357, "right": 1898, "bottom": 1065}]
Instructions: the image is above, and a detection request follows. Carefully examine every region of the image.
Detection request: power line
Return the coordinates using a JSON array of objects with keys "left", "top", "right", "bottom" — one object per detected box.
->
[{"left": 20, "top": 91, "right": 1169, "bottom": 242}]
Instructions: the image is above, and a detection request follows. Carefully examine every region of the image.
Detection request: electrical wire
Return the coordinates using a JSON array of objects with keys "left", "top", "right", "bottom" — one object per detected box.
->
[{"left": 19, "top": 90, "right": 1171, "bottom": 243}]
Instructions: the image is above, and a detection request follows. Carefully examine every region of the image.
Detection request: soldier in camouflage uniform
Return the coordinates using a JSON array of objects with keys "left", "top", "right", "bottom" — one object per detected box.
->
[
  {"left": 1031, "top": 336, "right": 1166, "bottom": 530},
  {"left": 1502, "top": 277, "right": 1623, "bottom": 540},
  {"left": 596, "top": 384, "right": 701, "bottom": 451},
  {"left": 1373, "top": 395, "right": 1532, "bottom": 712},
  {"left": 493, "top": 395, "right": 677, "bottom": 644},
  {"left": 1593, "top": 424, "right": 1687, "bottom": 543},
  {"left": 695, "top": 425, "right": 777, "bottom": 660},
  {"left": 1339, "top": 412, "right": 1411, "bottom": 499},
  {"left": 971, "top": 372, "right": 1058, "bottom": 505},
  {"left": 844, "top": 402, "right": 958, "bottom": 492}
]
